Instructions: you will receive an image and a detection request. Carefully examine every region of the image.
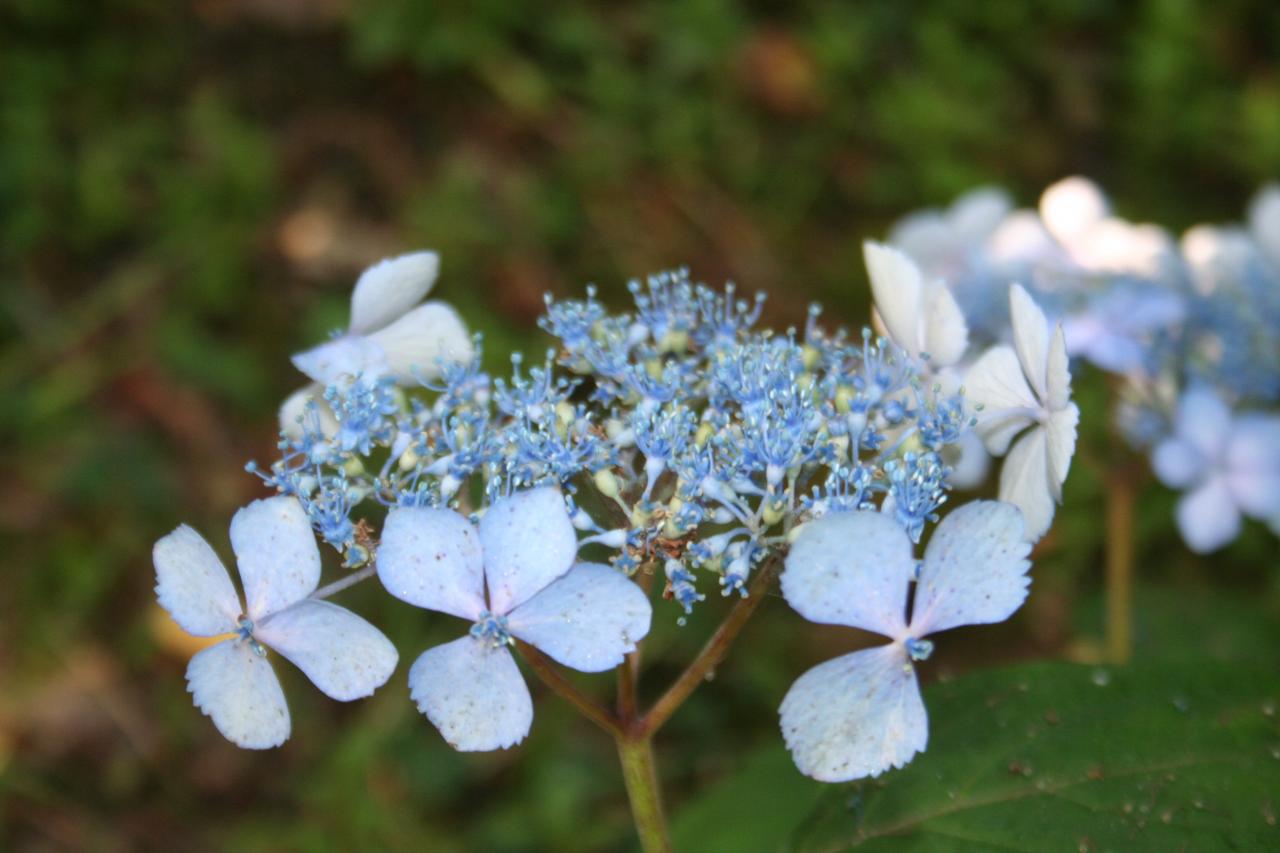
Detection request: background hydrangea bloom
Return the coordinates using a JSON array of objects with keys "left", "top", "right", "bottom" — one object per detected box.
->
[
  {"left": 1152, "top": 387, "right": 1280, "bottom": 553},
  {"left": 153, "top": 496, "right": 398, "bottom": 748}
]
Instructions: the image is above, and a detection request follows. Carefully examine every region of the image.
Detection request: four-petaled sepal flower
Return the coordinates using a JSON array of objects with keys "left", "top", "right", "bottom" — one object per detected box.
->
[
  {"left": 376, "top": 487, "right": 652, "bottom": 751},
  {"left": 1152, "top": 386, "right": 1280, "bottom": 552},
  {"left": 153, "top": 496, "right": 398, "bottom": 748},
  {"left": 778, "top": 502, "right": 1031, "bottom": 782}
]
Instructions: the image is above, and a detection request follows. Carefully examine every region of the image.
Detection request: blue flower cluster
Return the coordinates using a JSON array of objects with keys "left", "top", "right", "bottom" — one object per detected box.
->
[{"left": 256, "top": 270, "right": 974, "bottom": 616}]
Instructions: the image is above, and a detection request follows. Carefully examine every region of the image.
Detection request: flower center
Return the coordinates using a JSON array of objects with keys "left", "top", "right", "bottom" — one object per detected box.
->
[
  {"left": 236, "top": 615, "right": 268, "bottom": 658},
  {"left": 470, "top": 610, "right": 512, "bottom": 649},
  {"left": 905, "top": 637, "right": 934, "bottom": 662}
]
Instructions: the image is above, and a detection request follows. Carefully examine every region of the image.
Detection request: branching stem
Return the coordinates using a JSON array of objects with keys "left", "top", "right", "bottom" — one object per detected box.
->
[
  {"left": 638, "top": 552, "right": 781, "bottom": 738},
  {"left": 309, "top": 565, "right": 377, "bottom": 601},
  {"left": 515, "top": 640, "right": 625, "bottom": 738}
]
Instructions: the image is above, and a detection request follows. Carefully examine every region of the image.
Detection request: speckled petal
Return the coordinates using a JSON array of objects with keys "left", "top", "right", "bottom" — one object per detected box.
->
[
  {"left": 508, "top": 563, "right": 651, "bottom": 673},
  {"left": 230, "top": 496, "right": 322, "bottom": 621},
  {"left": 911, "top": 500, "right": 1032, "bottom": 637},
  {"left": 407, "top": 636, "right": 532, "bottom": 752},
  {"left": 779, "top": 644, "right": 926, "bottom": 782},
  {"left": 154, "top": 524, "right": 240, "bottom": 637},
  {"left": 186, "top": 638, "right": 289, "bottom": 749},
  {"left": 479, "top": 488, "right": 578, "bottom": 615},
  {"left": 377, "top": 506, "right": 486, "bottom": 620},
  {"left": 781, "top": 510, "right": 913, "bottom": 638}
]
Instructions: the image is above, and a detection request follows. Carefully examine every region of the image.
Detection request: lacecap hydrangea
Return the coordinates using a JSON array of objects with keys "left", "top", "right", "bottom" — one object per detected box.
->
[{"left": 154, "top": 250, "right": 1073, "bottom": 783}]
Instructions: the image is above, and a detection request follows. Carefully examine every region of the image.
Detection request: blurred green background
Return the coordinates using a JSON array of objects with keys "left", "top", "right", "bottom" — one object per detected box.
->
[{"left": 2, "top": 1, "right": 1279, "bottom": 850}]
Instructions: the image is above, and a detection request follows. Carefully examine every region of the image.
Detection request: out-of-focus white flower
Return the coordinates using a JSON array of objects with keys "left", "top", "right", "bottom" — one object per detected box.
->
[
  {"left": 281, "top": 251, "right": 472, "bottom": 439},
  {"left": 966, "top": 285, "right": 1079, "bottom": 540}
]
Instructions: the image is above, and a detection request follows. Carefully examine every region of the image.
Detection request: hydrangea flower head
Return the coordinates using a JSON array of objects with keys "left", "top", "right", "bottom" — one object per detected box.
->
[
  {"left": 1152, "top": 387, "right": 1280, "bottom": 553},
  {"left": 1247, "top": 183, "right": 1280, "bottom": 271},
  {"left": 153, "top": 496, "right": 398, "bottom": 748},
  {"left": 778, "top": 501, "right": 1031, "bottom": 781},
  {"left": 889, "top": 186, "right": 1011, "bottom": 286},
  {"left": 965, "top": 284, "right": 1079, "bottom": 540},
  {"left": 1061, "top": 281, "right": 1185, "bottom": 374},
  {"left": 376, "top": 487, "right": 652, "bottom": 750}
]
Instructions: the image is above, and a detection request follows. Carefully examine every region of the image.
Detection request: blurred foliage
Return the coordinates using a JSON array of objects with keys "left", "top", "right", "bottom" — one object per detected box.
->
[{"left": 1, "top": 1, "right": 1278, "bottom": 850}]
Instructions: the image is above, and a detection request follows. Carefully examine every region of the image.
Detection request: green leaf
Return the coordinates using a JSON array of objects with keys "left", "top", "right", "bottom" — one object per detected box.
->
[{"left": 674, "top": 660, "right": 1280, "bottom": 852}]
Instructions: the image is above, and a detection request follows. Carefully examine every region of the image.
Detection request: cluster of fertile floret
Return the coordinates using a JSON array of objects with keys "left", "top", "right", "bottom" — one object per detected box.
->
[{"left": 262, "top": 267, "right": 991, "bottom": 615}]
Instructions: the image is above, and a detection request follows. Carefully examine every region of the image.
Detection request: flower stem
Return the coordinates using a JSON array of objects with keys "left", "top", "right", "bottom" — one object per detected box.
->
[
  {"left": 615, "top": 734, "right": 672, "bottom": 853},
  {"left": 638, "top": 553, "right": 781, "bottom": 738},
  {"left": 309, "top": 565, "right": 377, "bottom": 601},
  {"left": 520, "top": 553, "right": 782, "bottom": 851},
  {"left": 515, "top": 640, "right": 624, "bottom": 738},
  {"left": 1105, "top": 466, "right": 1136, "bottom": 664}
]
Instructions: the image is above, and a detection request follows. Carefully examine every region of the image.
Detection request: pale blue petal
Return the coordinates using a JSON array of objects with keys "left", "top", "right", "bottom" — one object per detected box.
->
[
  {"left": 942, "top": 429, "right": 991, "bottom": 490},
  {"left": 255, "top": 599, "right": 398, "bottom": 701},
  {"left": 186, "top": 638, "right": 289, "bottom": 749},
  {"left": 1092, "top": 336, "right": 1145, "bottom": 374},
  {"left": 1174, "top": 386, "right": 1230, "bottom": 457},
  {"left": 949, "top": 186, "right": 1012, "bottom": 243},
  {"left": 407, "top": 636, "right": 532, "bottom": 752},
  {"left": 508, "top": 563, "right": 651, "bottom": 673},
  {"left": 377, "top": 507, "right": 485, "bottom": 620},
  {"left": 153, "top": 524, "right": 240, "bottom": 637},
  {"left": 291, "top": 335, "right": 389, "bottom": 386},
  {"left": 1152, "top": 437, "right": 1205, "bottom": 489},
  {"left": 1177, "top": 476, "right": 1241, "bottom": 554},
  {"left": 366, "top": 301, "right": 473, "bottom": 383},
  {"left": 229, "top": 496, "right": 322, "bottom": 621},
  {"left": 1046, "top": 404, "right": 1079, "bottom": 501},
  {"left": 964, "top": 345, "right": 1038, "bottom": 455},
  {"left": 1009, "top": 284, "right": 1051, "bottom": 400},
  {"left": 911, "top": 500, "right": 1032, "bottom": 636},
  {"left": 1225, "top": 415, "right": 1280, "bottom": 519},
  {"left": 348, "top": 251, "right": 439, "bottom": 335},
  {"left": 778, "top": 644, "right": 926, "bottom": 782},
  {"left": 998, "top": 427, "right": 1055, "bottom": 542},
  {"left": 480, "top": 488, "right": 578, "bottom": 615},
  {"left": 781, "top": 511, "right": 913, "bottom": 638}
]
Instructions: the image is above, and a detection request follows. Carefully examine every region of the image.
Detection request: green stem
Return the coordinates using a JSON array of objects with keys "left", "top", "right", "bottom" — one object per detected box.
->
[
  {"left": 309, "top": 565, "right": 377, "bottom": 601},
  {"left": 1105, "top": 467, "right": 1135, "bottom": 664},
  {"left": 638, "top": 553, "right": 781, "bottom": 738},
  {"left": 520, "top": 552, "right": 783, "bottom": 851},
  {"left": 515, "top": 641, "right": 624, "bottom": 738},
  {"left": 616, "top": 734, "right": 672, "bottom": 853}
]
